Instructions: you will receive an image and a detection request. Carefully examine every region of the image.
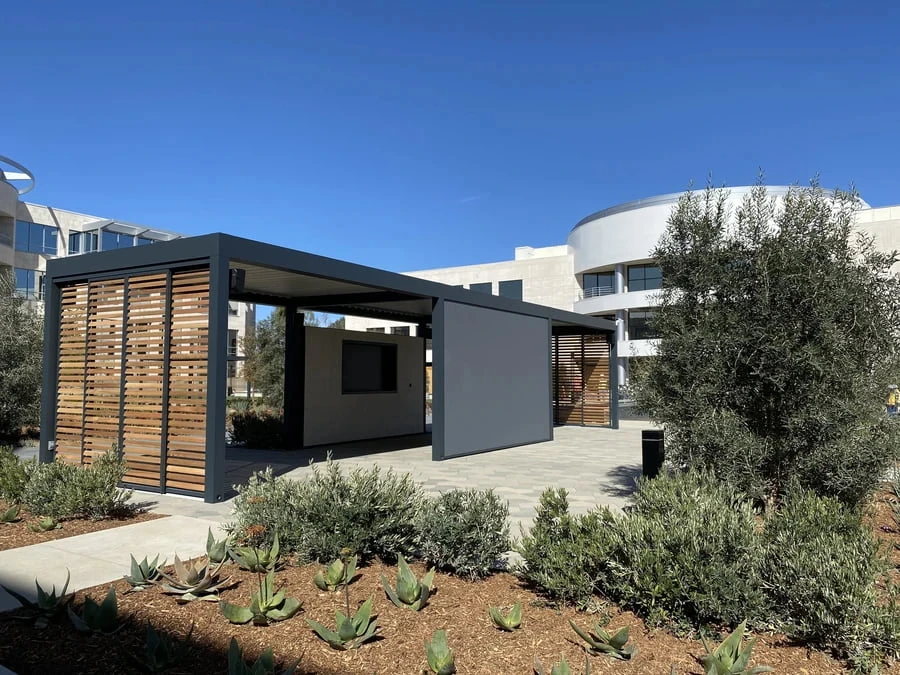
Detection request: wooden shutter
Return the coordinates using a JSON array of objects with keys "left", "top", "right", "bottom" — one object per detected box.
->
[
  {"left": 56, "top": 283, "right": 90, "bottom": 464},
  {"left": 165, "top": 269, "right": 210, "bottom": 492},
  {"left": 552, "top": 334, "right": 611, "bottom": 426}
]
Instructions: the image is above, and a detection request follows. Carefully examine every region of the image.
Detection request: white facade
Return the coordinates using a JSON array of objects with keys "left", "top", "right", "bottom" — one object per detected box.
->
[
  {"left": 347, "top": 186, "right": 900, "bottom": 384},
  {"left": 0, "top": 156, "right": 256, "bottom": 393}
]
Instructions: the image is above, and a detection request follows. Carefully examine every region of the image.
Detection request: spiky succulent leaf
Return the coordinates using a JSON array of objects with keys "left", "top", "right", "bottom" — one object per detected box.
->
[
  {"left": 230, "top": 534, "right": 281, "bottom": 572},
  {"left": 129, "top": 621, "right": 193, "bottom": 672},
  {"left": 314, "top": 555, "right": 357, "bottom": 592},
  {"left": 425, "top": 629, "right": 455, "bottom": 675},
  {"left": 29, "top": 516, "right": 60, "bottom": 532},
  {"left": 221, "top": 600, "right": 255, "bottom": 624},
  {"left": 569, "top": 619, "right": 636, "bottom": 661},
  {"left": 700, "top": 621, "right": 772, "bottom": 675},
  {"left": 306, "top": 618, "right": 347, "bottom": 649},
  {"left": 68, "top": 586, "right": 120, "bottom": 633},
  {"left": 206, "top": 528, "right": 230, "bottom": 564},
  {"left": 0, "top": 504, "right": 20, "bottom": 523},
  {"left": 125, "top": 554, "right": 164, "bottom": 590},
  {"left": 489, "top": 602, "right": 522, "bottom": 631},
  {"left": 266, "top": 596, "right": 302, "bottom": 622},
  {"left": 382, "top": 556, "right": 433, "bottom": 610}
]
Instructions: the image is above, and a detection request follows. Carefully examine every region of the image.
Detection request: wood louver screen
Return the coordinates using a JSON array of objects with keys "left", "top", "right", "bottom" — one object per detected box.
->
[
  {"left": 165, "top": 269, "right": 210, "bottom": 492},
  {"left": 53, "top": 266, "right": 211, "bottom": 496},
  {"left": 122, "top": 273, "right": 168, "bottom": 487},
  {"left": 552, "top": 334, "right": 611, "bottom": 426}
]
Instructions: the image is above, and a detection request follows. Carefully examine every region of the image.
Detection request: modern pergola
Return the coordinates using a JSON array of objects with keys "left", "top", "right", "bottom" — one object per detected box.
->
[{"left": 39, "top": 234, "right": 617, "bottom": 503}]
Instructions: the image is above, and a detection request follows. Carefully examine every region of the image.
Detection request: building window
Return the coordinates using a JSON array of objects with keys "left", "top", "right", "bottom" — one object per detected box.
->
[
  {"left": 14, "top": 268, "right": 43, "bottom": 300},
  {"left": 627, "top": 264, "right": 662, "bottom": 291},
  {"left": 469, "top": 282, "right": 492, "bottom": 294},
  {"left": 15, "top": 221, "right": 57, "bottom": 255},
  {"left": 68, "top": 231, "right": 98, "bottom": 254},
  {"left": 228, "top": 329, "right": 239, "bottom": 357},
  {"left": 498, "top": 279, "right": 523, "bottom": 300},
  {"left": 137, "top": 236, "right": 154, "bottom": 246},
  {"left": 342, "top": 341, "right": 398, "bottom": 394},
  {"left": 391, "top": 326, "right": 410, "bottom": 336},
  {"left": 102, "top": 230, "right": 135, "bottom": 251},
  {"left": 583, "top": 271, "right": 615, "bottom": 297},
  {"left": 227, "top": 361, "right": 237, "bottom": 378},
  {"left": 628, "top": 309, "right": 658, "bottom": 340},
  {"left": 366, "top": 327, "right": 385, "bottom": 333}
]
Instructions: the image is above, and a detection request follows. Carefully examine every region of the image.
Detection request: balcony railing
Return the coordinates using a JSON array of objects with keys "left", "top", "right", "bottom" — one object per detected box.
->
[{"left": 579, "top": 285, "right": 616, "bottom": 300}]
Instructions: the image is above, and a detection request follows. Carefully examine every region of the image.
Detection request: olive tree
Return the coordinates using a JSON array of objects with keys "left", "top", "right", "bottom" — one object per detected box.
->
[
  {"left": 0, "top": 271, "right": 43, "bottom": 442},
  {"left": 633, "top": 180, "right": 900, "bottom": 506}
]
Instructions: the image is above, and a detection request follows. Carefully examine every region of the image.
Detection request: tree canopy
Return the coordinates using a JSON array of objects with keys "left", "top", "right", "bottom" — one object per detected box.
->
[
  {"left": 633, "top": 181, "right": 900, "bottom": 505},
  {"left": 0, "top": 272, "right": 43, "bottom": 442}
]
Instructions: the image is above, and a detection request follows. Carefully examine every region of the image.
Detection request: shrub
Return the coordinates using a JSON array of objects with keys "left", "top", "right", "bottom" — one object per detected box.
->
[
  {"left": 228, "top": 408, "right": 284, "bottom": 448},
  {"left": 602, "top": 470, "right": 767, "bottom": 629},
  {"left": 0, "top": 272, "right": 43, "bottom": 443},
  {"left": 763, "top": 488, "right": 898, "bottom": 661},
  {"left": 228, "top": 459, "right": 425, "bottom": 563},
  {"left": 417, "top": 488, "right": 510, "bottom": 580},
  {"left": 518, "top": 488, "right": 616, "bottom": 607},
  {"left": 0, "top": 446, "right": 30, "bottom": 503},
  {"left": 21, "top": 449, "right": 132, "bottom": 520}
]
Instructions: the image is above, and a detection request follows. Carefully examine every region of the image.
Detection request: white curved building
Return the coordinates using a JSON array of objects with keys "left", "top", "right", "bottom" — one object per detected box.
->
[{"left": 346, "top": 186, "right": 900, "bottom": 388}]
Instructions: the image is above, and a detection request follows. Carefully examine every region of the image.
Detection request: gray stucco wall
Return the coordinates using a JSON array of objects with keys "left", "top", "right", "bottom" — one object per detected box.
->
[
  {"left": 435, "top": 301, "right": 552, "bottom": 459},
  {"left": 304, "top": 327, "right": 424, "bottom": 446}
]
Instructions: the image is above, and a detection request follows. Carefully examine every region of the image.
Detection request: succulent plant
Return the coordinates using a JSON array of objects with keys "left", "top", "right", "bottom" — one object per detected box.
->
[
  {"left": 124, "top": 554, "right": 165, "bottom": 591},
  {"left": 28, "top": 516, "right": 61, "bottom": 532},
  {"left": 0, "top": 504, "right": 21, "bottom": 523},
  {"left": 700, "top": 621, "right": 772, "bottom": 675},
  {"left": 489, "top": 601, "right": 522, "bottom": 631},
  {"left": 227, "top": 637, "right": 300, "bottom": 675},
  {"left": 129, "top": 621, "right": 194, "bottom": 673},
  {"left": 314, "top": 555, "right": 358, "bottom": 592},
  {"left": 157, "top": 554, "right": 232, "bottom": 602},
  {"left": 306, "top": 597, "right": 380, "bottom": 650},
  {"left": 207, "top": 527, "right": 231, "bottom": 564},
  {"left": 220, "top": 570, "right": 303, "bottom": 626},
  {"left": 534, "top": 655, "right": 591, "bottom": 675},
  {"left": 381, "top": 554, "right": 434, "bottom": 611},
  {"left": 230, "top": 533, "right": 282, "bottom": 572},
  {"left": 68, "top": 586, "right": 121, "bottom": 634},
  {"left": 2, "top": 569, "right": 72, "bottom": 628},
  {"left": 425, "top": 629, "right": 456, "bottom": 675},
  {"left": 569, "top": 620, "right": 636, "bottom": 661}
]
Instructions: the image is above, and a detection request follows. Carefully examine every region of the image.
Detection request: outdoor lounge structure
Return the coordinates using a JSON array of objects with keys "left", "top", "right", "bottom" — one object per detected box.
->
[{"left": 38, "top": 234, "right": 616, "bottom": 502}]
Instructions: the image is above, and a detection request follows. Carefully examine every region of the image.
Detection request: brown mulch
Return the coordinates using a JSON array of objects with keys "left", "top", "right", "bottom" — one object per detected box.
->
[
  {"left": 0, "top": 500, "right": 164, "bottom": 552},
  {"left": 0, "top": 559, "right": 847, "bottom": 675}
]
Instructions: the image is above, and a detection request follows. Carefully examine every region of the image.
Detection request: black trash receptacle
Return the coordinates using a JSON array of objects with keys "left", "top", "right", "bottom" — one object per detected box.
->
[{"left": 641, "top": 429, "right": 665, "bottom": 479}]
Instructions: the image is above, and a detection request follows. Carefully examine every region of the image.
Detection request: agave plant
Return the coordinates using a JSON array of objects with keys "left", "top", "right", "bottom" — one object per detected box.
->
[
  {"left": 314, "top": 555, "right": 358, "bottom": 592},
  {"left": 306, "top": 597, "right": 380, "bottom": 650},
  {"left": 28, "top": 516, "right": 61, "bottom": 532},
  {"left": 534, "top": 655, "right": 591, "bottom": 675},
  {"left": 230, "top": 533, "right": 281, "bottom": 572},
  {"left": 221, "top": 570, "right": 303, "bottom": 626},
  {"left": 1, "top": 570, "right": 72, "bottom": 628},
  {"left": 129, "top": 622, "right": 194, "bottom": 673},
  {"left": 700, "top": 621, "right": 772, "bottom": 675},
  {"left": 228, "top": 637, "right": 300, "bottom": 675},
  {"left": 569, "top": 620, "right": 636, "bottom": 661},
  {"left": 0, "top": 504, "right": 21, "bottom": 523},
  {"left": 381, "top": 554, "right": 434, "bottom": 611},
  {"left": 425, "top": 629, "right": 456, "bottom": 675},
  {"left": 207, "top": 528, "right": 231, "bottom": 564},
  {"left": 68, "top": 586, "right": 121, "bottom": 634},
  {"left": 124, "top": 554, "right": 165, "bottom": 592},
  {"left": 157, "top": 554, "right": 232, "bottom": 602},
  {"left": 489, "top": 601, "right": 522, "bottom": 631}
]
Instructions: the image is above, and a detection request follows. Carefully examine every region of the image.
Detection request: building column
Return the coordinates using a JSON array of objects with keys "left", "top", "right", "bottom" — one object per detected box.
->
[
  {"left": 204, "top": 254, "right": 229, "bottom": 503},
  {"left": 283, "top": 305, "right": 306, "bottom": 450},
  {"left": 615, "top": 263, "right": 625, "bottom": 293},
  {"left": 39, "top": 274, "right": 62, "bottom": 463},
  {"left": 615, "top": 309, "right": 627, "bottom": 385}
]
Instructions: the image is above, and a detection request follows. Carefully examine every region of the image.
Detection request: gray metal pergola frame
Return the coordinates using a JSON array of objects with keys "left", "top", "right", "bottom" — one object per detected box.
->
[{"left": 40, "top": 233, "right": 617, "bottom": 503}]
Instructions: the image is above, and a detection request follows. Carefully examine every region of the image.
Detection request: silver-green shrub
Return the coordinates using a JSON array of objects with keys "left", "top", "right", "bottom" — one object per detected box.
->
[
  {"left": 0, "top": 446, "right": 30, "bottom": 503},
  {"left": 417, "top": 488, "right": 510, "bottom": 580},
  {"left": 763, "top": 488, "right": 900, "bottom": 664},
  {"left": 228, "top": 459, "right": 425, "bottom": 563},
  {"left": 21, "top": 449, "right": 131, "bottom": 520}
]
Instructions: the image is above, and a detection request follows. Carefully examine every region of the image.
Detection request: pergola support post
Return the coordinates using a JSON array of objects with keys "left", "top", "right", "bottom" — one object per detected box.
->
[
  {"left": 204, "top": 254, "right": 229, "bottom": 502},
  {"left": 430, "top": 299, "right": 445, "bottom": 460},
  {"left": 39, "top": 275, "right": 62, "bottom": 463},
  {"left": 283, "top": 304, "right": 305, "bottom": 449},
  {"left": 608, "top": 336, "right": 620, "bottom": 429}
]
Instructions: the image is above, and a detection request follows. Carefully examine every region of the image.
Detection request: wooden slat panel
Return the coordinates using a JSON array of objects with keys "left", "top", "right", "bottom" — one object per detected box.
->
[
  {"left": 121, "top": 272, "right": 168, "bottom": 485},
  {"left": 55, "top": 283, "right": 89, "bottom": 464},
  {"left": 552, "top": 334, "right": 611, "bottom": 427},
  {"left": 165, "top": 268, "right": 209, "bottom": 491}
]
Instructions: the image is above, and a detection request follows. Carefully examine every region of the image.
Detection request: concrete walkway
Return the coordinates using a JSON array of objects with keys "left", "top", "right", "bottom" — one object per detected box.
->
[{"left": 0, "top": 515, "right": 226, "bottom": 613}]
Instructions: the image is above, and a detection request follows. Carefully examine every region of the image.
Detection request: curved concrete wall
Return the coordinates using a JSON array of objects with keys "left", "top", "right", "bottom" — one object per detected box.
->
[{"left": 0, "top": 181, "right": 17, "bottom": 218}]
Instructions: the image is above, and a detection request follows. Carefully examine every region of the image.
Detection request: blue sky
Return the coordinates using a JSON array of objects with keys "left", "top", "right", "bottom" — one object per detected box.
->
[{"left": 6, "top": 1, "right": 899, "bottom": 272}]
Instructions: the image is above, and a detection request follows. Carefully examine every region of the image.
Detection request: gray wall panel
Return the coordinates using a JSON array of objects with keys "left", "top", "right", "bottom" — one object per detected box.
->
[{"left": 439, "top": 301, "right": 551, "bottom": 458}]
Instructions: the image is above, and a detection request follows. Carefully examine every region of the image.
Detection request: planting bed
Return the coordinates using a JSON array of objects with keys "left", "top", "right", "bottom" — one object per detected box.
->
[
  {"left": 0, "top": 559, "right": 844, "bottom": 675},
  {"left": 0, "top": 500, "right": 163, "bottom": 552}
]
